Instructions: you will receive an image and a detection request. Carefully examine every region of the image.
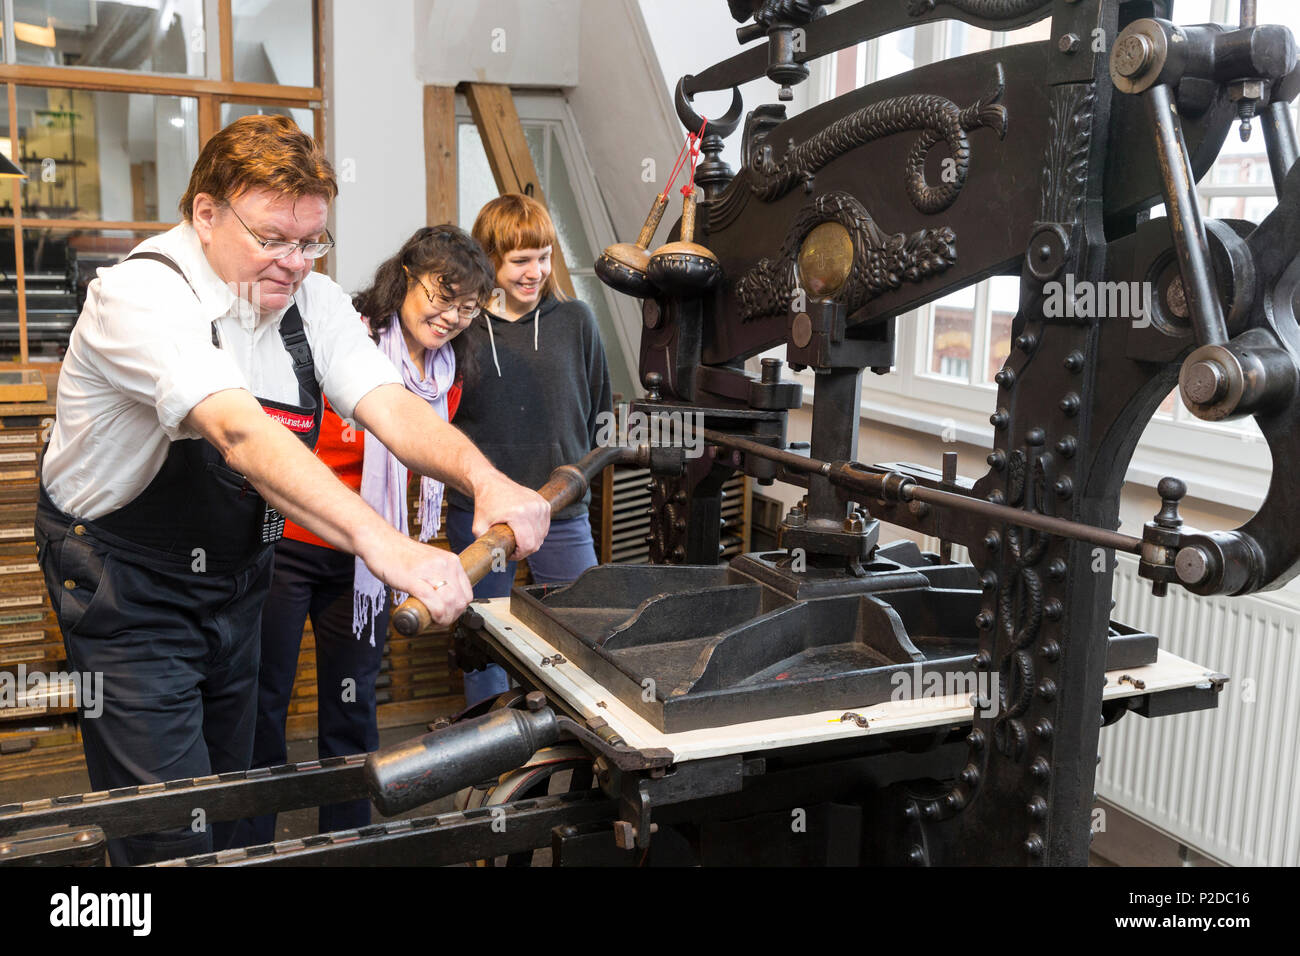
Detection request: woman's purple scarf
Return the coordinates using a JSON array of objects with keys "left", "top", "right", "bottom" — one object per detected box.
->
[{"left": 353, "top": 315, "right": 456, "bottom": 644}]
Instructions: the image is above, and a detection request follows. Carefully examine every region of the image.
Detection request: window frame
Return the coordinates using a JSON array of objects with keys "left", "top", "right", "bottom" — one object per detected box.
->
[{"left": 0, "top": 0, "right": 327, "bottom": 361}]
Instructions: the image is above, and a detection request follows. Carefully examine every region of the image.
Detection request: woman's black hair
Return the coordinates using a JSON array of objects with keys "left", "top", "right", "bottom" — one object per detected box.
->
[{"left": 352, "top": 225, "right": 496, "bottom": 345}]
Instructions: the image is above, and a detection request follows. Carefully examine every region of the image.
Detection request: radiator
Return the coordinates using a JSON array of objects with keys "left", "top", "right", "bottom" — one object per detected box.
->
[
  {"left": 914, "top": 535, "right": 1300, "bottom": 866},
  {"left": 1101, "top": 555, "right": 1300, "bottom": 867}
]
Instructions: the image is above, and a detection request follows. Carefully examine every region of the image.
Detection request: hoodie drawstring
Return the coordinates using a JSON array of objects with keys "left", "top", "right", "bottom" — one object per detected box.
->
[
  {"left": 485, "top": 303, "right": 543, "bottom": 376},
  {"left": 484, "top": 312, "right": 502, "bottom": 377}
]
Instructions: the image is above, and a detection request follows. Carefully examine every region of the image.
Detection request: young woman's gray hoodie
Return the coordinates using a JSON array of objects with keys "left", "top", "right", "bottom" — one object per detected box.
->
[{"left": 448, "top": 294, "right": 613, "bottom": 520}]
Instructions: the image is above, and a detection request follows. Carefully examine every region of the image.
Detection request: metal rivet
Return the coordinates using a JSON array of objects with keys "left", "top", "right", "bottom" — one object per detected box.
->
[
  {"left": 1016, "top": 333, "right": 1038, "bottom": 353},
  {"left": 990, "top": 409, "right": 1009, "bottom": 430},
  {"left": 976, "top": 611, "right": 995, "bottom": 630},
  {"left": 1058, "top": 32, "right": 1081, "bottom": 54},
  {"left": 945, "top": 790, "right": 965, "bottom": 810},
  {"left": 1055, "top": 477, "right": 1073, "bottom": 499},
  {"left": 1038, "top": 679, "right": 1058, "bottom": 701},
  {"left": 967, "top": 729, "right": 985, "bottom": 750},
  {"left": 1060, "top": 393, "right": 1080, "bottom": 416},
  {"left": 1041, "top": 640, "right": 1061, "bottom": 661},
  {"left": 1031, "top": 757, "right": 1051, "bottom": 780},
  {"left": 975, "top": 650, "right": 992, "bottom": 669},
  {"left": 1035, "top": 718, "right": 1054, "bottom": 739},
  {"left": 995, "top": 367, "right": 1016, "bottom": 387},
  {"left": 1048, "top": 558, "right": 1068, "bottom": 581},
  {"left": 63, "top": 579, "right": 76, "bottom": 590},
  {"left": 960, "top": 764, "right": 980, "bottom": 785},
  {"left": 987, "top": 449, "right": 1007, "bottom": 470},
  {"left": 980, "top": 571, "right": 998, "bottom": 591},
  {"left": 1044, "top": 599, "right": 1063, "bottom": 620},
  {"left": 1063, "top": 350, "right": 1085, "bottom": 372},
  {"left": 903, "top": 804, "right": 918, "bottom": 821},
  {"left": 73, "top": 524, "right": 87, "bottom": 536},
  {"left": 1056, "top": 436, "right": 1077, "bottom": 458},
  {"left": 909, "top": 846, "right": 926, "bottom": 865},
  {"left": 1027, "top": 796, "right": 1048, "bottom": 819},
  {"left": 1025, "top": 833, "right": 1045, "bottom": 857},
  {"left": 984, "top": 530, "right": 1001, "bottom": 551}
]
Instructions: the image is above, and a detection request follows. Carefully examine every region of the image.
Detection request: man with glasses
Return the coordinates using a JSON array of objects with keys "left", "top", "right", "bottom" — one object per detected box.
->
[{"left": 35, "top": 116, "right": 549, "bottom": 865}]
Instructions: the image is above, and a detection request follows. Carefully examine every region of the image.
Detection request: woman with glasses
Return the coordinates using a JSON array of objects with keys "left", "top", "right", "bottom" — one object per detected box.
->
[
  {"left": 235, "top": 225, "right": 496, "bottom": 845},
  {"left": 446, "top": 193, "right": 613, "bottom": 706}
]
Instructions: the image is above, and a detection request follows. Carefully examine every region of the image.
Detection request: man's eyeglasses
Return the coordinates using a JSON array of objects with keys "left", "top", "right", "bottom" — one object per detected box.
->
[
  {"left": 227, "top": 203, "right": 335, "bottom": 260},
  {"left": 408, "top": 270, "right": 482, "bottom": 321}
]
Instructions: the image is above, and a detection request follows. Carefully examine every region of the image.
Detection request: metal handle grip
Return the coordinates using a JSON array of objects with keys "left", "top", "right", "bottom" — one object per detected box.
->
[{"left": 364, "top": 705, "right": 560, "bottom": 816}]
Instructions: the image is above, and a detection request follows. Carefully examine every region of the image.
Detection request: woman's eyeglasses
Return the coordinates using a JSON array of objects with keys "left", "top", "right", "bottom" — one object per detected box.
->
[
  {"left": 409, "top": 270, "right": 482, "bottom": 321},
  {"left": 228, "top": 203, "right": 335, "bottom": 260}
]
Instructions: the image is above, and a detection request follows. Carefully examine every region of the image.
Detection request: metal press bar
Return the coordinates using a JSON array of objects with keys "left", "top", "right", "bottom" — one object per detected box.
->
[
  {"left": 156, "top": 790, "right": 618, "bottom": 866},
  {"left": 0, "top": 755, "right": 368, "bottom": 840},
  {"left": 1261, "top": 98, "right": 1299, "bottom": 186},
  {"left": 1144, "top": 82, "right": 1231, "bottom": 346},
  {"left": 702, "top": 429, "right": 1144, "bottom": 555}
]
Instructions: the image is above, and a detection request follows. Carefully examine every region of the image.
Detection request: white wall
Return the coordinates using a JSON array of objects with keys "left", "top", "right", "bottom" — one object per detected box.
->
[
  {"left": 637, "top": 0, "right": 819, "bottom": 173},
  {"left": 330, "top": 0, "right": 427, "bottom": 294},
  {"left": 328, "top": 0, "right": 685, "bottom": 307},
  {"left": 413, "top": 0, "right": 581, "bottom": 88},
  {"left": 568, "top": 0, "right": 678, "bottom": 257}
]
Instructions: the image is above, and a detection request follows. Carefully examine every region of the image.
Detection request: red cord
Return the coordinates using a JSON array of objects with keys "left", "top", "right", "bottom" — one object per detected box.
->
[
  {"left": 682, "top": 116, "right": 709, "bottom": 197},
  {"left": 663, "top": 116, "right": 710, "bottom": 201},
  {"left": 661, "top": 134, "right": 691, "bottom": 203}
]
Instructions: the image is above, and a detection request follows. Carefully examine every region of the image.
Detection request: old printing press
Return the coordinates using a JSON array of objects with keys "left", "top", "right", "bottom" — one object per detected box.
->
[{"left": 2, "top": 0, "right": 1292, "bottom": 866}]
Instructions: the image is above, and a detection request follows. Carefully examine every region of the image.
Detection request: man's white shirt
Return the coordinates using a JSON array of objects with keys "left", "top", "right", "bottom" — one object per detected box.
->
[{"left": 43, "top": 221, "right": 401, "bottom": 519}]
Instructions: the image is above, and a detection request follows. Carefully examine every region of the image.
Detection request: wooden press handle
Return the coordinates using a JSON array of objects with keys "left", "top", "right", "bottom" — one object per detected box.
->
[
  {"left": 679, "top": 191, "right": 697, "bottom": 244},
  {"left": 391, "top": 470, "right": 586, "bottom": 636},
  {"left": 635, "top": 193, "right": 670, "bottom": 250}
]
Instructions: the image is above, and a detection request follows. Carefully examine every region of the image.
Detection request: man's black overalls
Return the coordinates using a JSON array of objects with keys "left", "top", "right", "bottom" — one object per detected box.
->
[{"left": 35, "top": 253, "right": 321, "bottom": 866}]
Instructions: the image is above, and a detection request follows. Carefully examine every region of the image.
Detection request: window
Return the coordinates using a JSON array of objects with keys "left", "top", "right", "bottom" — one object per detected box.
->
[
  {"left": 807, "top": 0, "right": 1281, "bottom": 504},
  {"left": 455, "top": 92, "right": 642, "bottom": 402},
  {"left": 6, "top": 1, "right": 206, "bottom": 76},
  {"left": 0, "top": 1, "right": 325, "bottom": 361}
]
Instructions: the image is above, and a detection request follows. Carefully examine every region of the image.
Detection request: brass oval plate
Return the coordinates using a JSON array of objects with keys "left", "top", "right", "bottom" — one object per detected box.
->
[{"left": 797, "top": 221, "right": 854, "bottom": 297}]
